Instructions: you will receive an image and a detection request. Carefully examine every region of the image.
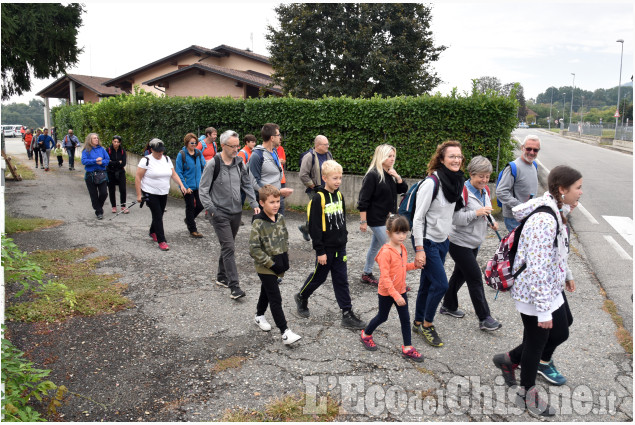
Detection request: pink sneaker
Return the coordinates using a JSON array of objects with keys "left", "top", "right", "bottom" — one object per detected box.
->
[
  {"left": 158, "top": 242, "right": 169, "bottom": 251},
  {"left": 149, "top": 233, "right": 158, "bottom": 242},
  {"left": 402, "top": 346, "right": 424, "bottom": 363},
  {"left": 112, "top": 207, "right": 117, "bottom": 213},
  {"left": 122, "top": 207, "right": 129, "bottom": 214},
  {"left": 360, "top": 330, "right": 378, "bottom": 351}
]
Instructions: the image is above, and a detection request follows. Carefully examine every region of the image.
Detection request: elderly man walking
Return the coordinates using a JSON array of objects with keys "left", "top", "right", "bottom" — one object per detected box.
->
[
  {"left": 495, "top": 134, "right": 540, "bottom": 232},
  {"left": 297, "top": 135, "right": 333, "bottom": 240},
  {"left": 62, "top": 128, "right": 80, "bottom": 170},
  {"left": 200, "top": 130, "right": 259, "bottom": 300}
]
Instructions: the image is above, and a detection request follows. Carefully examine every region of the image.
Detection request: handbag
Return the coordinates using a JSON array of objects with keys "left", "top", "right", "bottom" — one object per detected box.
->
[{"left": 92, "top": 170, "right": 107, "bottom": 184}]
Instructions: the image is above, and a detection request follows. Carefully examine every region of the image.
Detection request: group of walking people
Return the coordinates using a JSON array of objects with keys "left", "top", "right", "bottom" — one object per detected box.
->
[{"left": 68, "top": 125, "right": 580, "bottom": 417}]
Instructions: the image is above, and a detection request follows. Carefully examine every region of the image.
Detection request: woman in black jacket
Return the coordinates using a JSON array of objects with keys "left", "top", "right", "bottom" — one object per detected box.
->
[
  {"left": 357, "top": 144, "right": 408, "bottom": 285},
  {"left": 107, "top": 135, "right": 128, "bottom": 214}
]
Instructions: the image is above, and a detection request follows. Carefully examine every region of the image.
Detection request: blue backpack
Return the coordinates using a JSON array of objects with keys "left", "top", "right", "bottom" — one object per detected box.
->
[
  {"left": 398, "top": 174, "right": 439, "bottom": 229},
  {"left": 495, "top": 161, "right": 538, "bottom": 207}
]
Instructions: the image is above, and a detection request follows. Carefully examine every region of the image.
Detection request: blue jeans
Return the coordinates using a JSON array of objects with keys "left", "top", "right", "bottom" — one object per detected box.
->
[
  {"left": 504, "top": 217, "right": 521, "bottom": 233},
  {"left": 414, "top": 238, "right": 450, "bottom": 324},
  {"left": 363, "top": 225, "right": 387, "bottom": 274}
]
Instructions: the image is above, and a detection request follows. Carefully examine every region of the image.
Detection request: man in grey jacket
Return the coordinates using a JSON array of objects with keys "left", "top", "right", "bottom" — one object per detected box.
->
[
  {"left": 496, "top": 135, "right": 540, "bottom": 232},
  {"left": 297, "top": 135, "right": 333, "bottom": 240},
  {"left": 200, "top": 130, "right": 260, "bottom": 299}
]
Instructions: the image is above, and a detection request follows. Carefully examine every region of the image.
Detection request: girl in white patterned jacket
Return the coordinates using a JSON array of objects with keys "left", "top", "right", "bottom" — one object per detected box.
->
[{"left": 493, "top": 165, "right": 582, "bottom": 418}]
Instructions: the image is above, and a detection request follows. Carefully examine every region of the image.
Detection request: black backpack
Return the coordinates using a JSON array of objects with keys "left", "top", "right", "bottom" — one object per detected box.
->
[{"left": 208, "top": 155, "right": 245, "bottom": 195}]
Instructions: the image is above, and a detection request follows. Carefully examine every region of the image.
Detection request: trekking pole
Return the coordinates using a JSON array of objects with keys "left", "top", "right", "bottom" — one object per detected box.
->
[
  {"left": 487, "top": 214, "right": 502, "bottom": 241},
  {"left": 108, "top": 201, "right": 137, "bottom": 220}
]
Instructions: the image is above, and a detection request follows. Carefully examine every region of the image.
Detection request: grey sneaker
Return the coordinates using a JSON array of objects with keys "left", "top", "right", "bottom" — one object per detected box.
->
[
  {"left": 294, "top": 293, "right": 310, "bottom": 318},
  {"left": 439, "top": 306, "right": 465, "bottom": 318},
  {"left": 215, "top": 279, "right": 229, "bottom": 288},
  {"left": 479, "top": 316, "right": 502, "bottom": 331},
  {"left": 230, "top": 286, "right": 245, "bottom": 299},
  {"left": 341, "top": 310, "right": 366, "bottom": 329}
]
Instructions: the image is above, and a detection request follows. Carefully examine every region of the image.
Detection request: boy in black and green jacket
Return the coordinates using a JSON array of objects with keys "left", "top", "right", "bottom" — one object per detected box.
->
[
  {"left": 294, "top": 160, "right": 367, "bottom": 330},
  {"left": 249, "top": 185, "right": 301, "bottom": 345}
]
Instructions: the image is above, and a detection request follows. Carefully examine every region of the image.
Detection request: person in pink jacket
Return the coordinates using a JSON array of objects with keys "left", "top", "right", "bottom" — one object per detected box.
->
[{"left": 360, "top": 214, "right": 423, "bottom": 362}]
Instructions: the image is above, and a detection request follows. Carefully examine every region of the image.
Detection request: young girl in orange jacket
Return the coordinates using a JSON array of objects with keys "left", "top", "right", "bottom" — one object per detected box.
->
[{"left": 360, "top": 214, "right": 424, "bottom": 362}]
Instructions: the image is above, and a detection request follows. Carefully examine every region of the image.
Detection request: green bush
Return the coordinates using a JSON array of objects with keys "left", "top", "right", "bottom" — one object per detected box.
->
[{"left": 53, "top": 84, "right": 518, "bottom": 178}]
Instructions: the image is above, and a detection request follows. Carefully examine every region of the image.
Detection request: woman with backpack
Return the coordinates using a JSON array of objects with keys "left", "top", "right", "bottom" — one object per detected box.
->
[
  {"left": 492, "top": 165, "right": 581, "bottom": 418},
  {"left": 357, "top": 144, "right": 408, "bottom": 285},
  {"left": 411, "top": 140, "right": 465, "bottom": 348},
  {"left": 107, "top": 135, "right": 128, "bottom": 214},
  {"left": 439, "top": 156, "right": 501, "bottom": 331},
  {"left": 175, "top": 133, "right": 206, "bottom": 238}
]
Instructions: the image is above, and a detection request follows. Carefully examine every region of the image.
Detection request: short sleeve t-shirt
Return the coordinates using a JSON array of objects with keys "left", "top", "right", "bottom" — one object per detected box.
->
[{"left": 138, "top": 155, "right": 174, "bottom": 195}]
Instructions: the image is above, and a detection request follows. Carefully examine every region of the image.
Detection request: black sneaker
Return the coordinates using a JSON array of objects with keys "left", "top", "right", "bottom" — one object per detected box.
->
[
  {"left": 420, "top": 324, "right": 443, "bottom": 347},
  {"left": 341, "top": 310, "right": 366, "bottom": 329},
  {"left": 493, "top": 352, "right": 518, "bottom": 387},
  {"left": 515, "top": 386, "right": 556, "bottom": 417},
  {"left": 439, "top": 306, "right": 465, "bottom": 318},
  {"left": 298, "top": 224, "right": 310, "bottom": 241},
  {"left": 230, "top": 286, "right": 245, "bottom": 299},
  {"left": 294, "top": 293, "right": 310, "bottom": 318}
]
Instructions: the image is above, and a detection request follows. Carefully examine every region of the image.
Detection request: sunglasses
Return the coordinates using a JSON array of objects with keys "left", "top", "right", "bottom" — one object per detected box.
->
[{"left": 524, "top": 147, "right": 540, "bottom": 153}]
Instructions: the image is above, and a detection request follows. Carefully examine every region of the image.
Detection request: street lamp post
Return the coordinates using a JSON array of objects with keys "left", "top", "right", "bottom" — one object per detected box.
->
[
  {"left": 615, "top": 39, "right": 624, "bottom": 139},
  {"left": 569, "top": 73, "right": 575, "bottom": 126},
  {"left": 562, "top": 93, "right": 566, "bottom": 128},
  {"left": 549, "top": 88, "right": 554, "bottom": 130}
]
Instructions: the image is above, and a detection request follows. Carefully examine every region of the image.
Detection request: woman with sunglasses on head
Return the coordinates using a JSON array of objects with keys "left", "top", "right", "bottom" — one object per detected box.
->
[
  {"left": 106, "top": 135, "right": 128, "bottom": 214},
  {"left": 176, "top": 133, "right": 207, "bottom": 238}
]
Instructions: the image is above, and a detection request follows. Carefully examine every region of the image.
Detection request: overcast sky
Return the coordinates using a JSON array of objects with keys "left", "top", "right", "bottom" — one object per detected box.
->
[{"left": 5, "top": 1, "right": 634, "bottom": 106}]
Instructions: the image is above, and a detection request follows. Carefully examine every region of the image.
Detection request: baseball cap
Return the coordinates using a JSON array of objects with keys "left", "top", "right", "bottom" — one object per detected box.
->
[{"left": 148, "top": 138, "right": 165, "bottom": 152}]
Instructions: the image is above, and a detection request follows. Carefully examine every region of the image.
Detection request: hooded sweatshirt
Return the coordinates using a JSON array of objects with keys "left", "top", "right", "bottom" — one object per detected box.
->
[
  {"left": 199, "top": 153, "right": 257, "bottom": 216},
  {"left": 308, "top": 187, "right": 347, "bottom": 255},
  {"left": 249, "top": 211, "right": 289, "bottom": 276},
  {"left": 249, "top": 145, "right": 282, "bottom": 191},
  {"left": 412, "top": 171, "right": 456, "bottom": 246},
  {"left": 510, "top": 192, "right": 573, "bottom": 322},
  {"left": 375, "top": 243, "right": 417, "bottom": 301},
  {"left": 449, "top": 181, "right": 496, "bottom": 249}
]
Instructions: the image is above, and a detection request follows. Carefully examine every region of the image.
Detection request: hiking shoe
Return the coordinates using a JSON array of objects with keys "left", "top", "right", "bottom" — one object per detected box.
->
[
  {"left": 215, "top": 279, "right": 229, "bottom": 288},
  {"left": 122, "top": 207, "right": 129, "bottom": 214},
  {"left": 515, "top": 386, "right": 556, "bottom": 417},
  {"left": 230, "top": 286, "right": 245, "bottom": 300},
  {"left": 341, "top": 310, "right": 366, "bottom": 329},
  {"left": 282, "top": 328, "right": 301, "bottom": 345},
  {"left": 112, "top": 207, "right": 117, "bottom": 213},
  {"left": 149, "top": 232, "right": 158, "bottom": 242},
  {"left": 360, "top": 273, "right": 379, "bottom": 285},
  {"left": 493, "top": 352, "right": 518, "bottom": 387},
  {"left": 298, "top": 224, "right": 310, "bottom": 241},
  {"left": 158, "top": 242, "right": 170, "bottom": 251},
  {"left": 294, "top": 293, "right": 310, "bottom": 318},
  {"left": 190, "top": 231, "right": 203, "bottom": 238},
  {"left": 360, "top": 330, "right": 378, "bottom": 351},
  {"left": 439, "top": 306, "right": 465, "bottom": 318},
  {"left": 422, "top": 325, "right": 443, "bottom": 347},
  {"left": 97, "top": 214, "right": 103, "bottom": 220},
  {"left": 479, "top": 316, "right": 502, "bottom": 331},
  {"left": 254, "top": 315, "right": 272, "bottom": 332},
  {"left": 402, "top": 346, "right": 424, "bottom": 363},
  {"left": 538, "top": 359, "right": 567, "bottom": 386}
]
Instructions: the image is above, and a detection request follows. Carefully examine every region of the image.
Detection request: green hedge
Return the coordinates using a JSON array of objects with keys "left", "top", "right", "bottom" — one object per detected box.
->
[{"left": 53, "top": 86, "right": 518, "bottom": 178}]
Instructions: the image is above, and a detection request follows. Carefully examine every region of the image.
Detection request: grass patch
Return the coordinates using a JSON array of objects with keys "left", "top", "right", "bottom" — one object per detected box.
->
[
  {"left": 5, "top": 216, "right": 64, "bottom": 234},
  {"left": 5, "top": 158, "right": 36, "bottom": 180},
  {"left": 5, "top": 247, "right": 131, "bottom": 322},
  {"left": 602, "top": 299, "right": 633, "bottom": 354},
  {"left": 221, "top": 392, "right": 340, "bottom": 422},
  {"left": 212, "top": 355, "right": 248, "bottom": 373}
]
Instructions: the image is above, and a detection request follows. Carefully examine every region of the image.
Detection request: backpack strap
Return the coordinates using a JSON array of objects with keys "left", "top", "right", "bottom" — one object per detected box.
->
[{"left": 510, "top": 205, "right": 559, "bottom": 275}]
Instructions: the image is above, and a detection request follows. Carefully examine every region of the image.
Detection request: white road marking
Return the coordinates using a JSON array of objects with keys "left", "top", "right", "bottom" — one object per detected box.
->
[
  {"left": 603, "top": 216, "right": 634, "bottom": 246},
  {"left": 603, "top": 235, "right": 633, "bottom": 261},
  {"left": 535, "top": 158, "right": 550, "bottom": 174},
  {"left": 576, "top": 204, "right": 599, "bottom": 225}
]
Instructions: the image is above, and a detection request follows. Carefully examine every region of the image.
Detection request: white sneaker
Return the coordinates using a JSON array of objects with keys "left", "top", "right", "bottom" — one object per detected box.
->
[
  {"left": 254, "top": 315, "right": 271, "bottom": 332},
  {"left": 281, "top": 328, "right": 301, "bottom": 345}
]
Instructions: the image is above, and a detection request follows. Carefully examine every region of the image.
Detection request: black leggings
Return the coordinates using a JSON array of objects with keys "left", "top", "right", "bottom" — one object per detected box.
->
[
  {"left": 108, "top": 171, "right": 127, "bottom": 208},
  {"left": 85, "top": 178, "right": 108, "bottom": 216},
  {"left": 144, "top": 192, "right": 168, "bottom": 243},
  {"left": 365, "top": 293, "right": 411, "bottom": 346},
  {"left": 33, "top": 149, "right": 42, "bottom": 166},
  {"left": 256, "top": 273, "right": 287, "bottom": 334},
  {"left": 509, "top": 297, "right": 573, "bottom": 390}
]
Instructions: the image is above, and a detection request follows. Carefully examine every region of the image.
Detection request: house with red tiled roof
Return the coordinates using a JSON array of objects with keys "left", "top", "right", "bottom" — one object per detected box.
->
[{"left": 103, "top": 44, "right": 281, "bottom": 98}]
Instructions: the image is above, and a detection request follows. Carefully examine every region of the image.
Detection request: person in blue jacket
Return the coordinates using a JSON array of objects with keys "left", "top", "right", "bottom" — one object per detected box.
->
[
  {"left": 37, "top": 127, "right": 56, "bottom": 171},
  {"left": 176, "top": 133, "right": 207, "bottom": 237},
  {"left": 81, "top": 133, "right": 110, "bottom": 219}
]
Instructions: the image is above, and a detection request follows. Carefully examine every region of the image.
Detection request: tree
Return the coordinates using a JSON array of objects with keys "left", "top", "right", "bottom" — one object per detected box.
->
[
  {"left": 266, "top": 3, "right": 446, "bottom": 98},
  {"left": 0, "top": 99, "right": 45, "bottom": 128},
  {"left": 475, "top": 76, "right": 502, "bottom": 94},
  {"left": 1, "top": 3, "right": 84, "bottom": 100}
]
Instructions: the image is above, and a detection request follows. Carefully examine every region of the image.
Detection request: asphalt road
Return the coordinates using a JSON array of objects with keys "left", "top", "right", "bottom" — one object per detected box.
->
[{"left": 512, "top": 129, "right": 633, "bottom": 333}]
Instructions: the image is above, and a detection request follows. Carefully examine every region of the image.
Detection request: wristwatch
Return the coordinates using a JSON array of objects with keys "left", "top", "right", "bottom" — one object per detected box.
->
[{"left": 360, "top": 220, "right": 367, "bottom": 224}]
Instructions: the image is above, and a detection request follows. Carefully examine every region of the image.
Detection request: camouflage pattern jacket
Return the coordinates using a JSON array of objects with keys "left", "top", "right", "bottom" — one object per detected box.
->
[{"left": 249, "top": 211, "right": 290, "bottom": 276}]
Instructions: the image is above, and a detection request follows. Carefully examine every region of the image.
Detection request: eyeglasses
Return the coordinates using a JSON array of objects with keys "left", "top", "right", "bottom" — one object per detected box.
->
[
  {"left": 188, "top": 142, "right": 197, "bottom": 145},
  {"left": 224, "top": 144, "right": 240, "bottom": 149},
  {"left": 274, "top": 133, "right": 281, "bottom": 137},
  {"left": 524, "top": 147, "right": 540, "bottom": 152},
  {"left": 447, "top": 155, "right": 464, "bottom": 160}
]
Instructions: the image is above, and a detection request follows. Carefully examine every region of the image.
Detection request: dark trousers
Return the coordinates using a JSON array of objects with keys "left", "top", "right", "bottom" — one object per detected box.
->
[
  {"left": 145, "top": 192, "right": 168, "bottom": 243},
  {"left": 184, "top": 189, "right": 204, "bottom": 232},
  {"left": 108, "top": 171, "right": 127, "bottom": 208},
  {"left": 365, "top": 293, "right": 411, "bottom": 346},
  {"left": 298, "top": 249, "right": 352, "bottom": 311},
  {"left": 414, "top": 238, "right": 450, "bottom": 324},
  {"left": 210, "top": 212, "right": 242, "bottom": 288},
  {"left": 57, "top": 155, "right": 63, "bottom": 166},
  {"left": 26, "top": 144, "right": 33, "bottom": 159},
  {"left": 443, "top": 243, "right": 491, "bottom": 321},
  {"left": 66, "top": 147, "right": 76, "bottom": 168},
  {"left": 34, "top": 149, "right": 42, "bottom": 166},
  {"left": 85, "top": 178, "right": 108, "bottom": 216},
  {"left": 509, "top": 299, "right": 572, "bottom": 390},
  {"left": 256, "top": 273, "right": 288, "bottom": 334}
]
